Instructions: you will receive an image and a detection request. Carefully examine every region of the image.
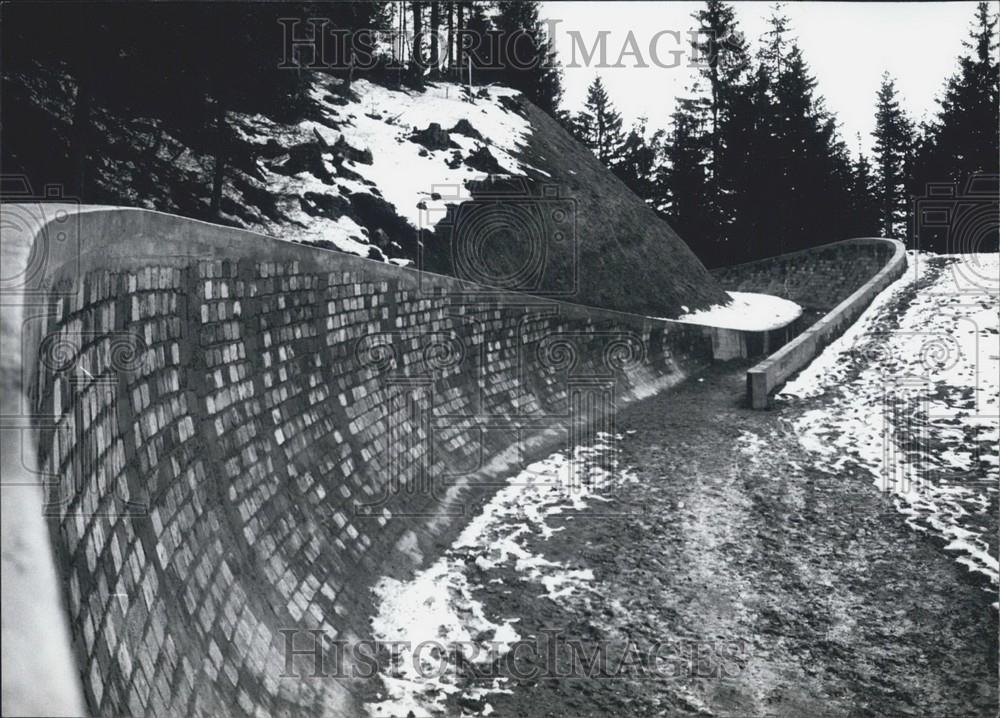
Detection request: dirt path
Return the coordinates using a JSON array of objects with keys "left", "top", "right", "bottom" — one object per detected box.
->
[{"left": 447, "top": 363, "right": 999, "bottom": 717}]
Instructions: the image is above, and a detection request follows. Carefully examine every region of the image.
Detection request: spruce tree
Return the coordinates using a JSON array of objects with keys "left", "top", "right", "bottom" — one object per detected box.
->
[
  {"left": 914, "top": 1, "right": 999, "bottom": 192},
  {"left": 872, "top": 72, "right": 914, "bottom": 238},
  {"left": 691, "top": 0, "right": 750, "bottom": 176},
  {"left": 850, "top": 141, "right": 881, "bottom": 237},
  {"left": 758, "top": 2, "right": 791, "bottom": 75},
  {"left": 660, "top": 94, "right": 714, "bottom": 260},
  {"left": 613, "top": 119, "right": 663, "bottom": 204},
  {"left": 743, "top": 11, "right": 857, "bottom": 256},
  {"left": 690, "top": 0, "right": 752, "bottom": 262},
  {"left": 816, "top": 113, "right": 861, "bottom": 238},
  {"left": 492, "top": 1, "right": 564, "bottom": 115},
  {"left": 574, "top": 76, "right": 626, "bottom": 167}
]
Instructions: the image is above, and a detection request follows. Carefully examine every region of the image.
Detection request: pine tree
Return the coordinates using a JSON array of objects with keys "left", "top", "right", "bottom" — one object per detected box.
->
[
  {"left": 660, "top": 94, "right": 714, "bottom": 260},
  {"left": 850, "top": 140, "right": 881, "bottom": 237},
  {"left": 574, "top": 76, "right": 626, "bottom": 167},
  {"left": 690, "top": 0, "right": 752, "bottom": 261},
  {"left": 492, "top": 1, "right": 564, "bottom": 115},
  {"left": 913, "top": 1, "right": 999, "bottom": 192},
  {"left": 613, "top": 118, "right": 663, "bottom": 204},
  {"left": 872, "top": 72, "right": 914, "bottom": 238}
]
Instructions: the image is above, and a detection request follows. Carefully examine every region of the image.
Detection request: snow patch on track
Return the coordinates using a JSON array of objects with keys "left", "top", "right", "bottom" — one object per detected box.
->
[
  {"left": 665, "top": 291, "right": 802, "bottom": 331},
  {"left": 366, "top": 434, "right": 636, "bottom": 716}
]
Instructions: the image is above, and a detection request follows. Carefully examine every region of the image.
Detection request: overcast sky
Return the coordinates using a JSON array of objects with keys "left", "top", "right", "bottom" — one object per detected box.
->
[{"left": 540, "top": 1, "right": 983, "bottom": 157}]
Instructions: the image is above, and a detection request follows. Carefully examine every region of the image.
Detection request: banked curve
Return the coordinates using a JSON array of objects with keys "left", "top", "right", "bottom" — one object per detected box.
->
[{"left": 2, "top": 204, "right": 715, "bottom": 717}]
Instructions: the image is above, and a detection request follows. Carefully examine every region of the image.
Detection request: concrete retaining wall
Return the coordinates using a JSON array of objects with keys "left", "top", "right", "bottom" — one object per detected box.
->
[
  {"left": 1, "top": 205, "right": 713, "bottom": 716},
  {"left": 702, "top": 239, "right": 900, "bottom": 363},
  {"left": 711, "top": 239, "right": 900, "bottom": 312},
  {"left": 739, "top": 238, "right": 908, "bottom": 408}
]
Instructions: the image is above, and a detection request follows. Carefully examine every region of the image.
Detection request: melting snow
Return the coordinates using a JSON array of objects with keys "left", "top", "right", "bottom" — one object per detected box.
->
[
  {"left": 233, "top": 76, "right": 535, "bottom": 263},
  {"left": 666, "top": 291, "right": 802, "bottom": 331},
  {"left": 366, "top": 434, "right": 636, "bottom": 717},
  {"left": 304, "top": 79, "right": 534, "bottom": 231},
  {"left": 781, "top": 252, "right": 1000, "bottom": 588}
]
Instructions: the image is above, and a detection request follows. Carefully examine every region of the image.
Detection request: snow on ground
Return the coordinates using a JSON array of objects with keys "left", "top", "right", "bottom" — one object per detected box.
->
[
  {"left": 665, "top": 291, "right": 803, "bottom": 331},
  {"left": 366, "top": 434, "right": 637, "bottom": 717},
  {"left": 306, "top": 79, "right": 533, "bottom": 231},
  {"left": 231, "top": 76, "right": 535, "bottom": 261},
  {"left": 780, "top": 252, "right": 999, "bottom": 589},
  {"left": 266, "top": 164, "right": 375, "bottom": 255}
]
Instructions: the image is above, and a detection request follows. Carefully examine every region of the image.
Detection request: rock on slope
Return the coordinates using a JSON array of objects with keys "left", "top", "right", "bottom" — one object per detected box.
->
[{"left": 2, "top": 67, "right": 728, "bottom": 316}]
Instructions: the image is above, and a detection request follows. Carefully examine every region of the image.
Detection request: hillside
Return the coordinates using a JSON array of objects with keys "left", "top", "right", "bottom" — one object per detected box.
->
[{"left": 2, "top": 66, "right": 728, "bottom": 316}]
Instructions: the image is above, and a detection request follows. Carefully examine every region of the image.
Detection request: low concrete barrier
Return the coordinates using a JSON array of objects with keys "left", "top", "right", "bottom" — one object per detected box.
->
[{"left": 745, "top": 238, "right": 907, "bottom": 408}]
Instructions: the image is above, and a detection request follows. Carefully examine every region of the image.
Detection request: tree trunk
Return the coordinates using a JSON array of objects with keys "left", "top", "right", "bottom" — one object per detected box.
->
[
  {"left": 447, "top": 3, "right": 454, "bottom": 72},
  {"left": 345, "top": 5, "right": 356, "bottom": 89},
  {"left": 400, "top": 1, "right": 406, "bottom": 64},
  {"left": 210, "top": 98, "right": 227, "bottom": 218},
  {"left": 69, "top": 59, "right": 93, "bottom": 199},
  {"left": 345, "top": 39, "right": 356, "bottom": 91},
  {"left": 710, "top": 65, "right": 720, "bottom": 185},
  {"left": 430, "top": 1, "right": 440, "bottom": 73},
  {"left": 456, "top": 3, "right": 464, "bottom": 81},
  {"left": 411, "top": 1, "right": 423, "bottom": 72}
]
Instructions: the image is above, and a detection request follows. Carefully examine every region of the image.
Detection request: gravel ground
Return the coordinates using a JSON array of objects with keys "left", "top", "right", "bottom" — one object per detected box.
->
[{"left": 439, "top": 362, "right": 999, "bottom": 718}]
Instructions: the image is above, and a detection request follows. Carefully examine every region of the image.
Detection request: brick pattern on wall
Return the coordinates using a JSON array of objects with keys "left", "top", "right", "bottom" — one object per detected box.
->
[{"left": 32, "top": 253, "right": 710, "bottom": 717}]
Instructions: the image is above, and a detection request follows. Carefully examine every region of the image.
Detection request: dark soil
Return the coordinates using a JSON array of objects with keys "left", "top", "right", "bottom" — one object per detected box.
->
[{"left": 456, "top": 362, "right": 998, "bottom": 718}]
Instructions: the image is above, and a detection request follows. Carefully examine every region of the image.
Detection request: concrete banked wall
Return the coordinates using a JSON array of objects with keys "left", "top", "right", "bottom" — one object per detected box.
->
[
  {"left": 712, "top": 238, "right": 907, "bottom": 407},
  {"left": 711, "top": 238, "right": 900, "bottom": 312},
  {"left": 2, "top": 205, "right": 713, "bottom": 716}
]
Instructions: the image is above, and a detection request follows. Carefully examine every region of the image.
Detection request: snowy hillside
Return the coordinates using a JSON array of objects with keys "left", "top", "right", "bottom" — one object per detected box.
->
[
  {"left": 228, "top": 76, "right": 541, "bottom": 263},
  {"left": 3, "top": 64, "right": 729, "bottom": 316}
]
